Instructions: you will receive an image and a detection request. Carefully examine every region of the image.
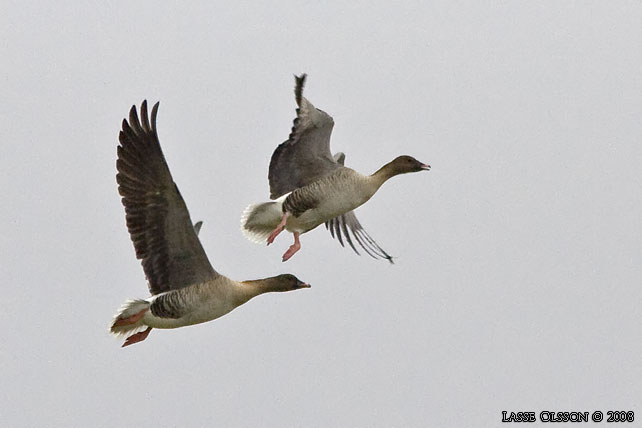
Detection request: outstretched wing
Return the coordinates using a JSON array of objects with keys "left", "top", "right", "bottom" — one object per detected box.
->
[
  {"left": 325, "top": 212, "right": 394, "bottom": 264},
  {"left": 116, "top": 101, "right": 219, "bottom": 295},
  {"left": 268, "top": 74, "right": 340, "bottom": 199}
]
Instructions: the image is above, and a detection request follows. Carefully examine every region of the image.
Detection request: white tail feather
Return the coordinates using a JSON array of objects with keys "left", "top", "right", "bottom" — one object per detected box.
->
[
  {"left": 240, "top": 194, "right": 289, "bottom": 244},
  {"left": 110, "top": 299, "right": 150, "bottom": 338}
]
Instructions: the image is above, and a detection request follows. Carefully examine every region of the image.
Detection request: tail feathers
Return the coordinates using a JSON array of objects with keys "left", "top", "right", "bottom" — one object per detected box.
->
[
  {"left": 241, "top": 199, "right": 285, "bottom": 243},
  {"left": 110, "top": 299, "right": 150, "bottom": 338}
]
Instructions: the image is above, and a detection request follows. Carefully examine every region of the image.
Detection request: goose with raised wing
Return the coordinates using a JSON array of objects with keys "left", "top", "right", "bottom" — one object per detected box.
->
[
  {"left": 111, "top": 101, "right": 309, "bottom": 347},
  {"left": 241, "top": 74, "right": 430, "bottom": 262}
]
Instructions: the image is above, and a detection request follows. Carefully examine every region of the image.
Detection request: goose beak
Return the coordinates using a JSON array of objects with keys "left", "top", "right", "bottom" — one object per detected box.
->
[
  {"left": 420, "top": 163, "right": 431, "bottom": 171},
  {"left": 298, "top": 281, "right": 311, "bottom": 289}
]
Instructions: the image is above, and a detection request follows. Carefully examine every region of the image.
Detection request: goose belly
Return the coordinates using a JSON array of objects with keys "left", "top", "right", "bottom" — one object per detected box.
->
[{"left": 286, "top": 187, "right": 369, "bottom": 233}]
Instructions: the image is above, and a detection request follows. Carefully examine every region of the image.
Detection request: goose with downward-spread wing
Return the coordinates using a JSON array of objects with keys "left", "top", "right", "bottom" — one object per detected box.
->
[
  {"left": 110, "top": 101, "right": 310, "bottom": 347},
  {"left": 241, "top": 74, "right": 430, "bottom": 262}
]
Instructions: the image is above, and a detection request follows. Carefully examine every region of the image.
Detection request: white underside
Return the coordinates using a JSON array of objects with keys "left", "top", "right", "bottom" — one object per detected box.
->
[{"left": 240, "top": 193, "right": 290, "bottom": 243}]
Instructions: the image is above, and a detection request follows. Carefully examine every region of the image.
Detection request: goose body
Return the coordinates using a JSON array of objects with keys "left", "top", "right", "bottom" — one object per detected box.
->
[
  {"left": 133, "top": 277, "right": 253, "bottom": 330},
  {"left": 241, "top": 74, "right": 430, "bottom": 262},
  {"left": 282, "top": 168, "right": 379, "bottom": 233},
  {"left": 110, "top": 101, "right": 309, "bottom": 347}
]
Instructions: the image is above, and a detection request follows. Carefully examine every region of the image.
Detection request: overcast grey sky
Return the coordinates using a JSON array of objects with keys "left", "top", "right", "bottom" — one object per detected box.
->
[{"left": 2, "top": 1, "right": 641, "bottom": 427}]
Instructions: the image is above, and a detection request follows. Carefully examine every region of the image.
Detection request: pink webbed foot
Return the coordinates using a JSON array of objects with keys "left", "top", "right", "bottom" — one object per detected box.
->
[
  {"left": 122, "top": 327, "right": 153, "bottom": 347},
  {"left": 282, "top": 232, "right": 301, "bottom": 262},
  {"left": 266, "top": 226, "right": 283, "bottom": 245},
  {"left": 267, "top": 212, "right": 289, "bottom": 245}
]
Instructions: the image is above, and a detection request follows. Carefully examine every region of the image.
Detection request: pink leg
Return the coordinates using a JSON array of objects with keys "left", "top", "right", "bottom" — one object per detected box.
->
[
  {"left": 122, "top": 327, "right": 153, "bottom": 347},
  {"left": 281, "top": 232, "right": 301, "bottom": 262},
  {"left": 267, "top": 212, "right": 289, "bottom": 245},
  {"left": 112, "top": 308, "right": 147, "bottom": 327}
]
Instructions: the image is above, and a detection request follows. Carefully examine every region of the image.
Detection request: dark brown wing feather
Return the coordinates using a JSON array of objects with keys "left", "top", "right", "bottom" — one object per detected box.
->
[
  {"left": 325, "top": 211, "right": 394, "bottom": 264},
  {"left": 268, "top": 74, "right": 339, "bottom": 199},
  {"left": 116, "top": 101, "right": 218, "bottom": 295}
]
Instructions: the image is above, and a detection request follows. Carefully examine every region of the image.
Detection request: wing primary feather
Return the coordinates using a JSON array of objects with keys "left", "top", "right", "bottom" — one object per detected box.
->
[
  {"left": 345, "top": 213, "right": 391, "bottom": 260},
  {"left": 353, "top": 228, "right": 393, "bottom": 262},
  {"left": 326, "top": 211, "right": 394, "bottom": 261},
  {"left": 353, "top": 228, "right": 387, "bottom": 258},
  {"left": 140, "top": 100, "right": 150, "bottom": 132},
  {"left": 151, "top": 102, "right": 159, "bottom": 135},
  {"left": 351, "top": 228, "right": 379, "bottom": 259},
  {"left": 326, "top": 220, "right": 336, "bottom": 238},
  {"left": 117, "top": 138, "right": 155, "bottom": 178},
  {"left": 121, "top": 119, "right": 134, "bottom": 137},
  {"left": 128, "top": 104, "right": 143, "bottom": 135},
  {"left": 294, "top": 74, "right": 306, "bottom": 107},
  {"left": 334, "top": 219, "right": 344, "bottom": 247},
  {"left": 339, "top": 215, "right": 360, "bottom": 255}
]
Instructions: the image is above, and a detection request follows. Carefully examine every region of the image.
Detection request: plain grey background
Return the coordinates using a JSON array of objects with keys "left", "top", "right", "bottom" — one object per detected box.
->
[{"left": 2, "top": 1, "right": 641, "bottom": 427}]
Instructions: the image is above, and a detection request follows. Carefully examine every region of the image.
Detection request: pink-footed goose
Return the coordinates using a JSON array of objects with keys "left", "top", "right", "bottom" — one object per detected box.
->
[
  {"left": 111, "top": 101, "right": 309, "bottom": 347},
  {"left": 241, "top": 74, "right": 430, "bottom": 262}
]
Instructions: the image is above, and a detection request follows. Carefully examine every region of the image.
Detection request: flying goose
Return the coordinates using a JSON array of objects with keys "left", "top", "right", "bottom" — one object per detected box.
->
[
  {"left": 241, "top": 74, "right": 430, "bottom": 262},
  {"left": 111, "top": 101, "right": 309, "bottom": 347}
]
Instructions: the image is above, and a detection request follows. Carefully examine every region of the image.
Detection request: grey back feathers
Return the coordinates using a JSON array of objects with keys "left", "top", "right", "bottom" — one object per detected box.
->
[{"left": 117, "top": 101, "right": 219, "bottom": 295}]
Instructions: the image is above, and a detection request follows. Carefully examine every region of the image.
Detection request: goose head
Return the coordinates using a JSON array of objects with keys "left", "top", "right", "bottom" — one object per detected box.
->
[
  {"left": 257, "top": 274, "right": 311, "bottom": 292},
  {"left": 388, "top": 155, "right": 431, "bottom": 174}
]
